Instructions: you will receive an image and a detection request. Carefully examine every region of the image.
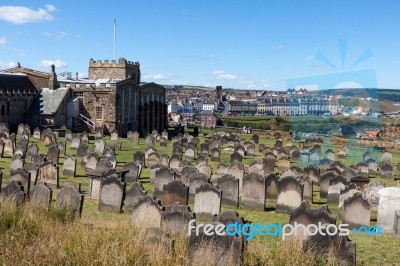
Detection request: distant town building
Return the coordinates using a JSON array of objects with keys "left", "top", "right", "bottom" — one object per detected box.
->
[{"left": 201, "top": 110, "right": 217, "bottom": 129}]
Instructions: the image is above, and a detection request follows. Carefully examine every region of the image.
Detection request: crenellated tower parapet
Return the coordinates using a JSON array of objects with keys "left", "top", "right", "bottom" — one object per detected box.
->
[{"left": 88, "top": 57, "right": 140, "bottom": 84}]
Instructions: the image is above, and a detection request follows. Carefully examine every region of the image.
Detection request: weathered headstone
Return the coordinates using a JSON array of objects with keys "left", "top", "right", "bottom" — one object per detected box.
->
[
  {"left": 343, "top": 192, "right": 370, "bottom": 229},
  {"left": 131, "top": 195, "right": 162, "bottom": 228},
  {"left": 241, "top": 173, "right": 265, "bottom": 210},
  {"left": 55, "top": 187, "right": 84, "bottom": 217},
  {"left": 98, "top": 176, "right": 126, "bottom": 213},
  {"left": 153, "top": 166, "right": 175, "bottom": 198},
  {"left": 194, "top": 183, "right": 221, "bottom": 220},
  {"left": 161, "top": 180, "right": 189, "bottom": 206},
  {"left": 124, "top": 182, "right": 147, "bottom": 213},
  {"left": 377, "top": 187, "right": 400, "bottom": 232},
  {"left": 30, "top": 182, "right": 52, "bottom": 210},
  {"left": 217, "top": 174, "right": 239, "bottom": 207},
  {"left": 39, "top": 161, "right": 59, "bottom": 187},
  {"left": 161, "top": 203, "right": 193, "bottom": 233},
  {"left": 10, "top": 168, "right": 31, "bottom": 196},
  {"left": 276, "top": 176, "right": 304, "bottom": 214}
]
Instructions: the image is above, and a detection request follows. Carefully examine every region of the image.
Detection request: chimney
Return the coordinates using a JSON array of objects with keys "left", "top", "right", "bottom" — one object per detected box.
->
[
  {"left": 76, "top": 72, "right": 79, "bottom": 80},
  {"left": 48, "top": 64, "right": 58, "bottom": 90}
]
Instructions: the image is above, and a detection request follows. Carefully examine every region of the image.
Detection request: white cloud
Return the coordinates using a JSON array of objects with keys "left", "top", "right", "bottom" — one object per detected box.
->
[
  {"left": 272, "top": 44, "right": 284, "bottom": 49},
  {"left": 42, "top": 31, "right": 52, "bottom": 37},
  {"left": 0, "top": 5, "right": 56, "bottom": 24},
  {"left": 0, "top": 37, "right": 6, "bottom": 46},
  {"left": 39, "top": 59, "right": 67, "bottom": 68},
  {"left": 143, "top": 73, "right": 173, "bottom": 81},
  {"left": 57, "top": 31, "right": 66, "bottom": 39},
  {"left": 212, "top": 70, "right": 237, "bottom": 80},
  {"left": 0, "top": 61, "right": 17, "bottom": 70}
]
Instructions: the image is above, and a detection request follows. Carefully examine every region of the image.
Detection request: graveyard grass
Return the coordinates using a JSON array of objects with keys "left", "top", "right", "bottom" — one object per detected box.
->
[{"left": 0, "top": 128, "right": 400, "bottom": 265}]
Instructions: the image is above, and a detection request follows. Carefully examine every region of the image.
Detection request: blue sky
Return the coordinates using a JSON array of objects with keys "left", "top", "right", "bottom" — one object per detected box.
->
[{"left": 0, "top": 0, "right": 399, "bottom": 90}]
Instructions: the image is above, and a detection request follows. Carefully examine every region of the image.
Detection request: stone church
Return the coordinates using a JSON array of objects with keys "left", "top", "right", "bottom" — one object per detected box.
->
[{"left": 1, "top": 58, "right": 167, "bottom": 136}]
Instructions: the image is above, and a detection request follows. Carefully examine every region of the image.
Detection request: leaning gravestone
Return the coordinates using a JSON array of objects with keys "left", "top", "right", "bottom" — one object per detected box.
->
[
  {"left": 123, "top": 162, "right": 141, "bottom": 182},
  {"left": 98, "top": 176, "right": 126, "bottom": 213},
  {"left": 124, "top": 182, "right": 147, "bottom": 213},
  {"left": 210, "top": 148, "right": 220, "bottom": 162},
  {"left": 30, "top": 182, "right": 52, "bottom": 210},
  {"left": 47, "top": 143, "right": 60, "bottom": 164},
  {"left": 161, "top": 180, "right": 189, "bottom": 206},
  {"left": 10, "top": 155, "right": 24, "bottom": 173},
  {"left": 131, "top": 195, "right": 162, "bottom": 228},
  {"left": 55, "top": 187, "right": 84, "bottom": 217}
]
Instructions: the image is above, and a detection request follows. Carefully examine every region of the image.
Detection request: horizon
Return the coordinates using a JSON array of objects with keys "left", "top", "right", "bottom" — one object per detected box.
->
[{"left": 0, "top": 1, "right": 399, "bottom": 90}]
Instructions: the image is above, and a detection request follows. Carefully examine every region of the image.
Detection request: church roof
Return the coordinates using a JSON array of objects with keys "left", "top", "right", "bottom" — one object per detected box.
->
[
  {"left": 27, "top": 87, "right": 69, "bottom": 115},
  {"left": 0, "top": 72, "right": 37, "bottom": 92}
]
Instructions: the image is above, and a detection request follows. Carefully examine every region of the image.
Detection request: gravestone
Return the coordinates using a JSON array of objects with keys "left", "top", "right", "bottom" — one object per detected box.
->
[
  {"left": 210, "top": 148, "right": 220, "bottom": 162},
  {"left": 196, "top": 155, "right": 208, "bottom": 166},
  {"left": 338, "top": 183, "right": 359, "bottom": 219},
  {"left": 95, "top": 139, "right": 105, "bottom": 154},
  {"left": 84, "top": 153, "right": 98, "bottom": 170},
  {"left": 217, "top": 174, "right": 239, "bottom": 207},
  {"left": 133, "top": 151, "right": 145, "bottom": 166},
  {"left": 263, "top": 155, "right": 275, "bottom": 174},
  {"left": 303, "top": 227, "right": 356, "bottom": 265},
  {"left": 265, "top": 173, "right": 279, "bottom": 200},
  {"left": 111, "top": 131, "right": 119, "bottom": 141},
  {"left": 24, "top": 163, "right": 39, "bottom": 187},
  {"left": 10, "top": 155, "right": 24, "bottom": 173},
  {"left": 363, "top": 180, "right": 386, "bottom": 209},
  {"left": 47, "top": 143, "right": 60, "bottom": 164},
  {"left": 98, "top": 176, "right": 126, "bottom": 213},
  {"left": 188, "top": 173, "right": 209, "bottom": 201},
  {"left": 77, "top": 144, "right": 87, "bottom": 158},
  {"left": 227, "top": 161, "right": 245, "bottom": 190},
  {"left": 327, "top": 176, "right": 348, "bottom": 205},
  {"left": 196, "top": 164, "right": 212, "bottom": 179},
  {"left": 123, "top": 162, "right": 141, "bottom": 182},
  {"left": 230, "top": 152, "right": 242, "bottom": 164},
  {"left": 80, "top": 132, "right": 89, "bottom": 144},
  {"left": 55, "top": 187, "right": 84, "bottom": 217},
  {"left": 188, "top": 228, "right": 243, "bottom": 266},
  {"left": 112, "top": 140, "right": 122, "bottom": 151},
  {"left": 3, "top": 138, "right": 14, "bottom": 157},
  {"left": 145, "top": 147, "right": 156, "bottom": 159},
  {"left": 62, "top": 156, "right": 76, "bottom": 177},
  {"left": 131, "top": 131, "right": 140, "bottom": 144},
  {"left": 185, "top": 147, "right": 196, "bottom": 161},
  {"left": 131, "top": 195, "right": 162, "bottom": 228},
  {"left": 194, "top": 183, "right": 221, "bottom": 221},
  {"left": 379, "top": 161, "right": 393, "bottom": 179},
  {"left": 30, "top": 182, "right": 52, "bottom": 210},
  {"left": 161, "top": 180, "right": 189, "bottom": 206},
  {"left": 124, "top": 182, "right": 147, "bottom": 213},
  {"left": 39, "top": 161, "right": 59, "bottom": 187},
  {"left": 159, "top": 137, "right": 168, "bottom": 147},
  {"left": 57, "top": 140, "right": 66, "bottom": 156},
  {"left": 241, "top": 173, "right": 265, "bottom": 210},
  {"left": 179, "top": 166, "right": 198, "bottom": 186},
  {"left": 70, "top": 136, "right": 80, "bottom": 150},
  {"left": 200, "top": 143, "right": 210, "bottom": 156},
  {"left": 252, "top": 134, "right": 259, "bottom": 144},
  {"left": 0, "top": 180, "right": 25, "bottom": 206},
  {"left": 381, "top": 151, "right": 392, "bottom": 164},
  {"left": 161, "top": 203, "right": 193, "bottom": 233},
  {"left": 169, "top": 154, "right": 181, "bottom": 170},
  {"left": 145, "top": 135, "right": 155, "bottom": 146},
  {"left": 343, "top": 192, "right": 371, "bottom": 229},
  {"left": 10, "top": 168, "right": 31, "bottom": 196},
  {"left": 34, "top": 128, "right": 41, "bottom": 139},
  {"left": 276, "top": 176, "right": 304, "bottom": 214},
  {"left": 319, "top": 171, "right": 338, "bottom": 199},
  {"left": 289, "top": 201, "right": 336, "bottom": 231},
  {"left": 277, "top": 159, "right": 290, "bottom": 172},
  {"left": 377, "top": 187, "right": 400, "bottom": 232},
  {"left": 147, "top": 153, "right": 160, "bottom": 168},
  {"left": 153, "top": 166, "right": 175, "bottom": 199},
  {"left": 248, "top": 161, "right": 264, "bottom": 176}
]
